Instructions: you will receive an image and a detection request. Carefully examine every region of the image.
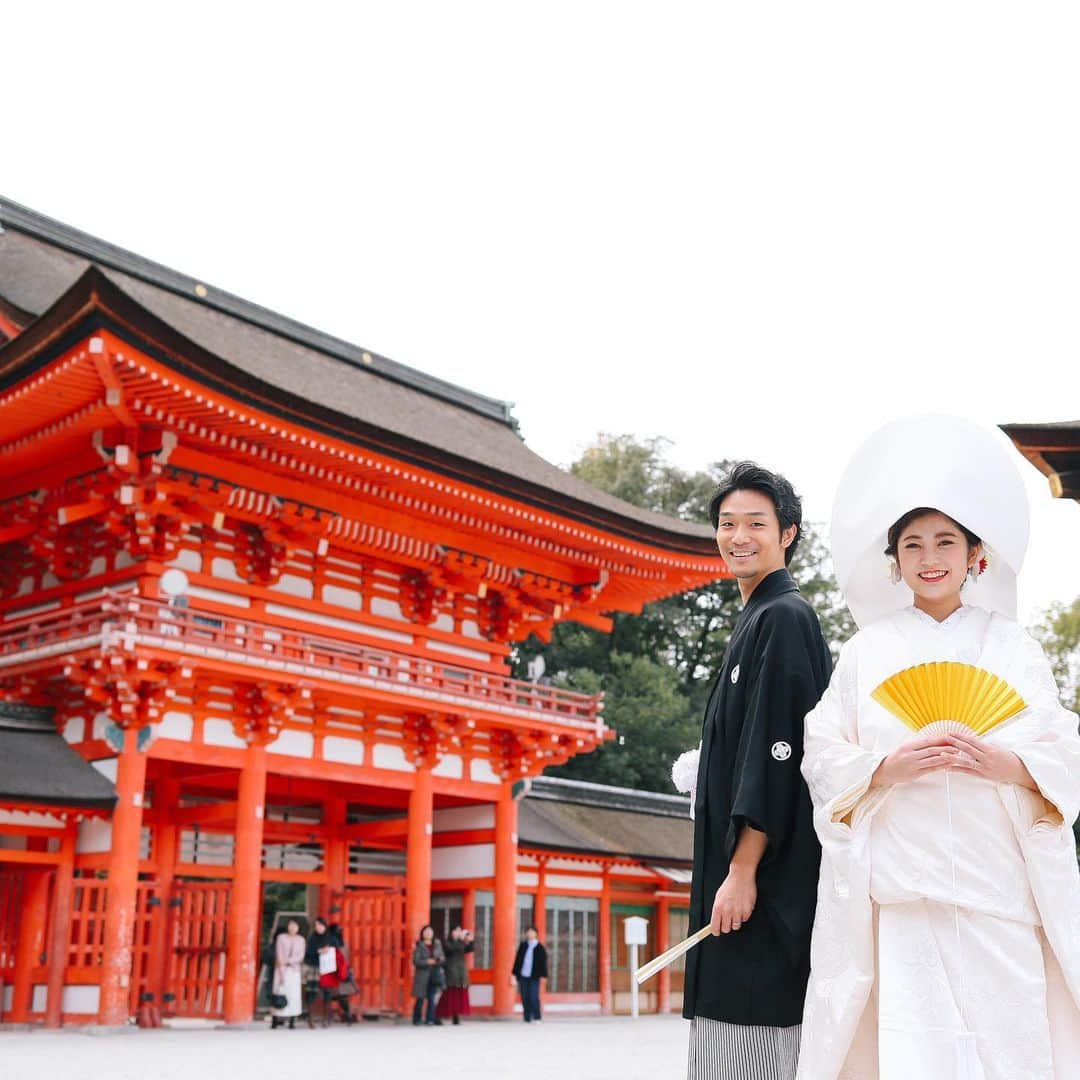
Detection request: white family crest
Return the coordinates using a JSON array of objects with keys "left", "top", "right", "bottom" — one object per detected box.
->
[
  {"left": 771, "top": 740, "right": 792, "bottom": 761},
  {"left": 730, "top": 665, "right": 740, "bottom": 684}
]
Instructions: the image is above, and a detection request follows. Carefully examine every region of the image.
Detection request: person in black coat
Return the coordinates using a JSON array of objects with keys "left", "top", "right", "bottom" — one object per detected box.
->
[
  {"left": 683, "top": 464, "right": 831, "bottom": 1080},
  {"left": 511, "top": 927, "right": 548, "bottom": 1022},
  {"left": 304, "top": 917, "right": 355, "bottom": 1026}
]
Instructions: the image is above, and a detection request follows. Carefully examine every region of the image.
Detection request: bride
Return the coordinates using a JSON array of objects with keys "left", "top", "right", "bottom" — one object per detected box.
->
[{"left": 797, "top": 415, "right": 1080, "bottom": 1080}]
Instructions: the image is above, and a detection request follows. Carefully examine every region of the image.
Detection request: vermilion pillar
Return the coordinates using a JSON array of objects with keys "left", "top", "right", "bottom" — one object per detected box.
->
[
  {"left": 98, "top": 728, "right": 149, "bottom": 1025},
  {"left": 534, "top": 858, "right": 547, "bottom": 942},
  {"left": 324, "top": 795, "right": 347, "bottom": 916},
  {"left": 404, "top": 767, "right": 434, "bottom": 948},
  {"left": 223, "top": 744, "right": 267, "bottom": 1024},
  {"left": 656, "top": 896, "right": 671, "bottom": 1014},
  {"left": 599, "top": 871, "right": 613, "bottom": 1014},
  {"left": 147, "top": 777, "right": 180, "bottom": 1009},
  {"left": 492, "top": 783, "right": 517, "bottom": 1016},
  {"left": 45, "top": 820, "right": 78, "bottom": 1027},
  {"left": 11, "top": 867, "right": 51, "bottom": 1021}
]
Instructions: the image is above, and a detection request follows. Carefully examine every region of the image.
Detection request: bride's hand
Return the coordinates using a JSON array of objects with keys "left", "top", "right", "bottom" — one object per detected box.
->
[
  {"left": 943, "top": 731, "right": 1038, "bottom": 789},
  {"left": 870, "top": 734, "right": 954, "bottom": 788}
]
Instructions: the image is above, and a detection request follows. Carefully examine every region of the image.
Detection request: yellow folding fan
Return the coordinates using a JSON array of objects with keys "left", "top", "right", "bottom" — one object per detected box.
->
[{"left": 870, "top": 661, "right": 1027, "bottom": 738}]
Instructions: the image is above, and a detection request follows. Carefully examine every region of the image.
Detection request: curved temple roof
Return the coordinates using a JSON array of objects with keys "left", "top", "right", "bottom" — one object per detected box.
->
[
  {"left": 0, "top": 703, "right": 117, "bottom": 811},
  {"left": 0, "top": 198, "right": 720, "bottom": 558}
]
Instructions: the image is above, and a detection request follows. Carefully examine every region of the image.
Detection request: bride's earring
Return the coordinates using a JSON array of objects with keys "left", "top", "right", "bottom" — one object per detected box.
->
[{"left": 889, "top": 559, "right": 902, "bottom": 585}]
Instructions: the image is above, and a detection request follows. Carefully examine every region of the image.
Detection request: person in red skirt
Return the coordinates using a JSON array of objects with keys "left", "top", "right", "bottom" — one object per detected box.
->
[
  {"left": 437, "top": 926, "right": 474, "bottom": 1025},
  {"left": 305, "top": 916, "right": 356, "bottom": 1026}
]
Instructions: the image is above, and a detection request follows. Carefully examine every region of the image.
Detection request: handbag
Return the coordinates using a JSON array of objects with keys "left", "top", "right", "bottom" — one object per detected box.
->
[
  {"left": 335, "top": 975, "right": 359, "bottom": 997},
  {"left": 270, "top": 993, "right": 288, "bottom": 1009}
]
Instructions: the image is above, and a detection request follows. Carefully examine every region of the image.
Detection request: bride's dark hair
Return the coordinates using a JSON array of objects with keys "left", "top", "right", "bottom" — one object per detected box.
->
[{"left": 884, "top": 507, "right": 982, "bottom": 558}]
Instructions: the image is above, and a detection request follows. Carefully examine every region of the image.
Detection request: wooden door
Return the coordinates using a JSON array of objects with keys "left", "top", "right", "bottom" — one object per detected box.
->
[
  {"left": 166, "top": 881, "right": 230, "bottom": 1018},
  {"left": 337, "top": 887, "right": 407, "bottom": 1015}
]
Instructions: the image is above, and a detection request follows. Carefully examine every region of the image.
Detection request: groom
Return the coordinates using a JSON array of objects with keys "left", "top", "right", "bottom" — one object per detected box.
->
[{"left": 684, "top": 463, "right": 832, "bottom": 1080}]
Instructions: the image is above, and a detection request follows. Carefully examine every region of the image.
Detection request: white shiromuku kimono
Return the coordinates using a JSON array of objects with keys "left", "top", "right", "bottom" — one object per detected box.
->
[{"left": 797, "top": 603, "right": 1080, "bottom": 1079}]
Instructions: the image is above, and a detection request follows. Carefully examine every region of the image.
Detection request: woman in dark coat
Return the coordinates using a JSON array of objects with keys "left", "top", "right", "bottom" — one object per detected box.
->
[
  {"left": 411, "top": 924, "right": 446, "bottom": 1026},
  {"left": 436, "top": 926, "right": 474, "bottom": 1025},
  {"left": 305, "top": 916, "right": 356, "bottom": 1026}
]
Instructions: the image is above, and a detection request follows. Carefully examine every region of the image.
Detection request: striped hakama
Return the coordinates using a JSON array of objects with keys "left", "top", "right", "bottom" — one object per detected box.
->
[{"left": 687, "top": 1017, "right": 801, "bottom": 1080}]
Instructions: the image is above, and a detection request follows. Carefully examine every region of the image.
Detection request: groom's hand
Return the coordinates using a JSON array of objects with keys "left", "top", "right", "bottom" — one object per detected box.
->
[{"left": 710, "top": 865, "right": 757, "bottom": 935}]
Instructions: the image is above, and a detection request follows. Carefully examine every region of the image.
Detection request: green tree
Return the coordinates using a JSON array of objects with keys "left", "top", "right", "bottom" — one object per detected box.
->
[
  {"left": 1031, "top": 597, "right": 1080, "bottom": 713},
  {"left": 516, "top": 434, "right": 854, "bottom": 792},
  {"left": 1030, "top": 597, "right": 1080, "bottom": 851}
]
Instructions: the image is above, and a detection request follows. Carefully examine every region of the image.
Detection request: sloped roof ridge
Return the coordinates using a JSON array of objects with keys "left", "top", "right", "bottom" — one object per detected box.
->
[
  {"left": 0, "top": 196, "right": 516, "bottom": 427},
  {"left": 526, "top": 775, "right": 690, "bottom": 818}
]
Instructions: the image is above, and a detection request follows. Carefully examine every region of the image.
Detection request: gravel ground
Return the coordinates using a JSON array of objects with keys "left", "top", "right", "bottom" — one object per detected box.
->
[{"left": 0, "top": 1013, "right": 690, "bottom": 1080}]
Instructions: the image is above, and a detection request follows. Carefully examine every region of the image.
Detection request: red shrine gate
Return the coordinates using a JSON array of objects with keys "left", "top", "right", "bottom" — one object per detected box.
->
[{"left": 0, "top": 198, "right": 725, "bottom": 1026}]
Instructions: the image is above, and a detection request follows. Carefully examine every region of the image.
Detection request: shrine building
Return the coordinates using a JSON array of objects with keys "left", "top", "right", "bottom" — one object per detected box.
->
[
  {"left": 0, "top": 199, "right": 723, "bottom": 1026},
  {"left": 1001, "top": 420, "right": 1080, "bottom": 507}
]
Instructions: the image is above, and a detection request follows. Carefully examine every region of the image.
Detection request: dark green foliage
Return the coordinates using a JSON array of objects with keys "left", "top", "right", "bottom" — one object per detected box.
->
[{"left": 514, "top": 435, "right": 854, "bottom": 793}]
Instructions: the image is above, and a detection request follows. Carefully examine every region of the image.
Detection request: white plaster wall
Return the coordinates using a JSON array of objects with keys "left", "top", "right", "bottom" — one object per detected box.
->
[
  {"left": 92, "top": 713, "right": 110, "bottom": 740},
  {"left": 544, "top": 874, "right": 601, "bottom": 891},
  {"left": 432, "top": 805, "right": 495, "bottom": 832},
  {"left": 426, "top": 640, "right": 492, "bottom": 663},
  {"left": 62, "top": 985, "right": 100, "bottom": 1014},
  {"left": 323, "top": 584, "right": 361, "bottom": 610},
  {"left": 547, "top": 857, "right": 603, "bottom": 874},
  {"left": 170, "top": 549, "right": 203, "bottom": 572},
  {"left": 433, "top": 613, "right": 454, "bottom": 632},
  {"left": 372, "top": 744, "right": 415, "bottom": 773},
  {"left": 0, "top": 809, "right": 63, "bottom": 828},
  {"left": 517, "top": 872, "right": 539, "bottom": 887},
  {"left": 270, "top": 574, "right": 314, "bottom": 599},
  {"left": 370, "top": 596, "right": 403, "bottom": 620},
  {"left": 203, "top": 718, "right": 247, "bottom": 748},
  {"left": 31, "top": 985, "right": 48, "bottom": 1013},
  {"left": 89, "top": 557, "right": 108, "bottom": 577},
  {"left": 431, "top": 754, "right": 463, "bottom": 779},
  {"left": 470, "top": 985, "right": 494, "bottom": 1006},
  {"left": 157, "top": 711, "right": 194, "bottom": 741},
  {"left": 92, "top": 758, "right": 118, "bottom": 782},
  {"left": 470, "top": 758, "right": 501, "bottom": 784},
  {"left": 77, "top": 818, "right": 112, "bottom": 854},
  {"left": 0, "top": 835, "right": 27, "bottom": 851},
  {"left": 267, "top": 730, "right": 315, "bottom": 758},
  {"left": 188, "top": 585, "right": 250, "bottom": 607},
  {"left": 211, "top": 557, "right": 242, "bottom": 581},
  {"left": 323, "top": 736, "right": 364, "bottom": 765},
  {"left": 431, "top": 842, "right": 494, "bottom": 879},
  {"left": 265, "top": 602, "right": 412, "bottom": 644},
  {"left": 612, "top": 865, "right": 654, "bottom": 878},
  {"left": 62, "top": 716, "right": 86, "bottom": 743}
]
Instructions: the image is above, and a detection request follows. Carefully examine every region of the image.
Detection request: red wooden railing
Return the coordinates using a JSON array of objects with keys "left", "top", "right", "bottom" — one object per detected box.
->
[{"left": 0, "top": 591, "right": 606, "bottom": 732}]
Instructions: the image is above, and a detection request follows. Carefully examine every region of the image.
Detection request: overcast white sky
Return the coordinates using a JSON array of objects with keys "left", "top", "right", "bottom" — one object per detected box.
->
[{"left": 4, "top": 3, "right": 1079, "bottom": 621}]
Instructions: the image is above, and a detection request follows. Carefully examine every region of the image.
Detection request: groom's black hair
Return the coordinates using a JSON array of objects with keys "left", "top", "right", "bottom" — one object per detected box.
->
[{"left": 708, "top": 461, "right": 803, "bottom": 566}]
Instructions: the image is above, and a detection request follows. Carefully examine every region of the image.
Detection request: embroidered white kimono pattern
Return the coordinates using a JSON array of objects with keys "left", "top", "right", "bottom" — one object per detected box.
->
[{"left": 797, "top": 604, "right": 1080, "bottom": 1079}]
